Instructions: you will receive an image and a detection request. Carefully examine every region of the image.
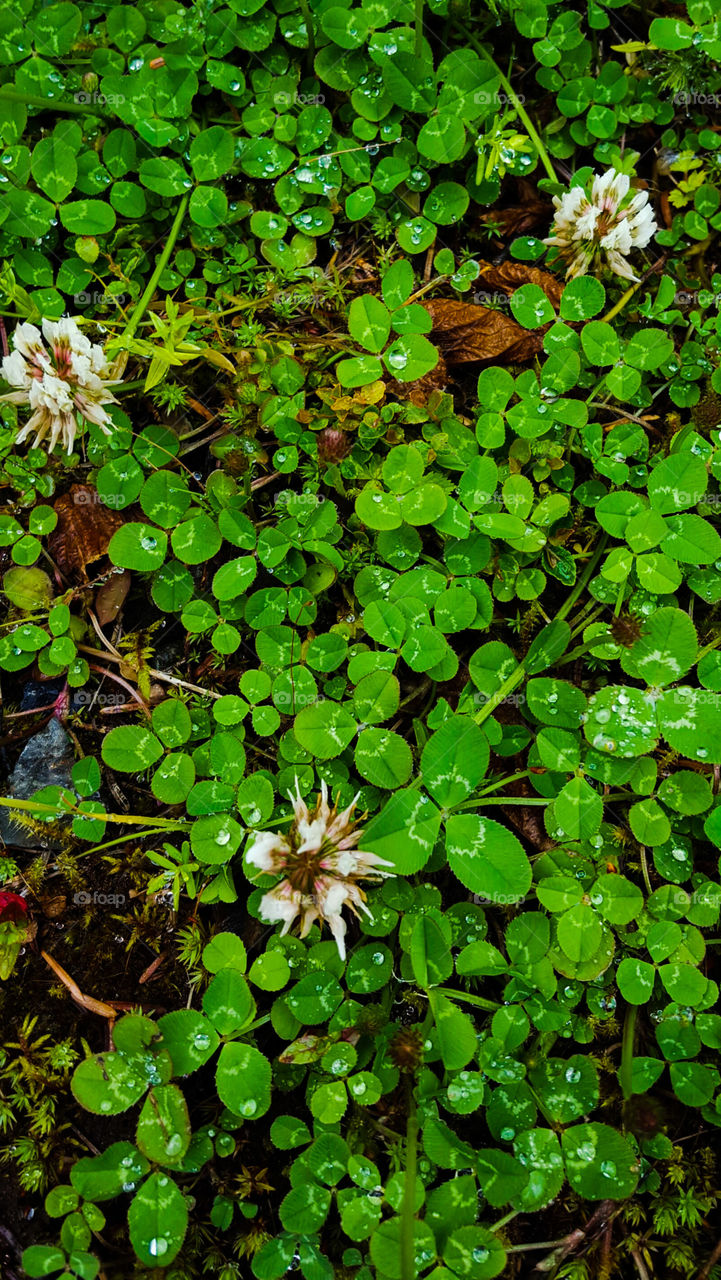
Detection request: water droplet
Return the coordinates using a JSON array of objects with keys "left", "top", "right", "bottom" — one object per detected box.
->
[
  {"left": 565, "top": 1066, "right": 582, "bottom": 1084},
  {"left": 473, "top": 1247, "right": 490, "bottom": 1264},
  {"left": 500, "top": 1126, "right": 515, "bottom": 1141},
  {"left": 386, "top": 350, "right": 408, "bottom": 371},
  {"left": 141, "top": 535, "right": 157, "bottom": 551},
  {"left": 215, "top": 828, "right": 231, "bottom": 846},
  {"left": 600, "top": 1160, "right": 616, "bottom": 1179},
  {"left": 148, "top": 1238, "right": 169, "bottom": 1257},
  {"left": 240, "top": 1098, "right": 257, "bottom": 1116}
]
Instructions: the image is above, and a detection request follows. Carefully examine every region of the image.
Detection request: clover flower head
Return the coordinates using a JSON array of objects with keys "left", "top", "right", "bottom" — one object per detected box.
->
[
  {"left": 544, "top": 168, "right": 657, "bottom": 282},
  {"left": 245, "top": 778, "right": 393, "bottom": 960},
  {"left": 0, "top": 318, "right": 119, "bottom": 454}
]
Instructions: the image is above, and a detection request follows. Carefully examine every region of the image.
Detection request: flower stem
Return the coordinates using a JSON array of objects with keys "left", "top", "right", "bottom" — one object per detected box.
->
[
  {"left": 601, "top": 280, "right": 642, "bottom": 323},
  {"left": 121, "top": 195, "right": 189, "bottom": 345},
  {"left": 457, "top": 27, "right": 556, "bottom": 182}
]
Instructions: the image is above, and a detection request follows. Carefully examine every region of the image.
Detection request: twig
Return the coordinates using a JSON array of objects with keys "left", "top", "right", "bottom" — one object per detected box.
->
[
  {"left": 87, "top": 663, "right": 152, "bottom": 720},
  {"left": 77, "top": 645, "right": 222, "bottom": 699},
  {"left": 697, "top": 1234, "right": 721, "bottom": 1280},
  {"left": 532, "top": 1201, "right": 615, "bottom": 1273},
  {"left": 42, "top": 950, "right": 117, "bottom": 1020},
  {"left": 631, "top": 1249, "right": 651, "bottom": 1280}
]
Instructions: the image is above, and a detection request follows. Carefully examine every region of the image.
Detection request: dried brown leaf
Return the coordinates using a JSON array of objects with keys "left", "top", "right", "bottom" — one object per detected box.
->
[
  {"left": 423, "top": 300, "right": 542, "bottom": 364},
  {"left": 48, "top": 486, "right": 124, "bottom": 580},
  {"left": 95, "top": 569, "right": 131, "bottom": 627},
  {"left": 476, "top": 260, "right": 564, "bottom": 309}
]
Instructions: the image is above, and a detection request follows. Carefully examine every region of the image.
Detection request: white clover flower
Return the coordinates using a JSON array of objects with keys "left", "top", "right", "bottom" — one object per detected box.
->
[
  {"left": 544, "top": 168, "right": 657, "bottom": 282},
  {"left": 246, "top": 778, "right": 393, "bottom": 960},
  {"left": 0, "top": 318, "right": 119, "bottom": 454}
]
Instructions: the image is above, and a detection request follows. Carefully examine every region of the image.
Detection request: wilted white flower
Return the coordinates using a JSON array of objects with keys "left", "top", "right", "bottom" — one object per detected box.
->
[
  {"left": 544, "top": 168, "right": 657, "bottom": 282},
  {"left": 0, "top": 318, "right": 118, "bottom": 454},
  {"left": 246, "top": 779, "right": 393, "bottom": 960}
]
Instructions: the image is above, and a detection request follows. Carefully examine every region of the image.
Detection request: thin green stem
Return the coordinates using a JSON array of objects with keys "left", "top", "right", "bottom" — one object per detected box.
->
[
  {"left": 297, "top": 0, "right": 315, "bottom": 64},
  {"left": 619, "top": 1005, "right": 638, "bottom": 1102},
  {"left": 639, "top": 846, "right": 652, "bottom": 897},
  {"left": 0, "top": 795, "right": 187, "bottom": 830},
  {"left": 400, "top": 1085, "right": 419, "bottom": 1280},
  {"left": 555, "top": 631, "right": 615, "bottom": 666},
  {"left": 0, "top": 87, "right": 108, "bottom": 116},
  {"left": 556, "top": 534, "right": 609, "bottom": 622},
  {"left": 436, "top": 987, "right": 501, "bottom": 1012},
  {"left": 490, "top": 1210, "right": 519, "bottom": 1233},
  {"left": 458, "top": 27, "right": 556, "bottom": 182},
  {"left": 414, "top": 0, "right": 424, "bottom": 57},
  {"left": 76, "top": 829, "right": 182, "bottom": 857},
  {"left": 476, "top": 769, "right": 532, "bottom": 796},
  {"left": 120, "top": 195, "right": 189, "bottom": 345},
  {"left": 602, "top": 281, "right": 642, "bottom": 324}
]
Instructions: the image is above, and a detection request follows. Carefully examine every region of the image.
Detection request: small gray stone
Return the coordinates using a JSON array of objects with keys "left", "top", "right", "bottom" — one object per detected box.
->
[{"left": 0, "top": 718, "right": 75, "bottom": 850}]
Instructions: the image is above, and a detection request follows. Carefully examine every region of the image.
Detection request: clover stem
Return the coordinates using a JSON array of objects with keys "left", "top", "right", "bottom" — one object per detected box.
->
[
  {"left": 490, "top": 1209, "right": 519, "bottom": 1232},
  {"left": 555, "top": 631, "right": 615, "bottom": 665},
  {"left": 297, "top": 0, "right": 315, "bottom": 64},
  {"left": 556, "top": 533, "right": 609, "bottom": 622},
  {"left": 414, "top": 0, "right": 425, "bottom": 56},
  {"left": 400, "top": 1083, "right": 419, "bottom": 1280},
  {"left": 121, "top": 194, "right": 189, "bottom": 345},
  {"left": 0, "top": 87, "right": 106, "bottom": 115},
  {"left": 619, "top": 1005, "right": 638, "bottom": 1101},
  {"left": 457, "top": 27, "right": 557, "bottom": 182},
  {"left": 435, "top": 987, "right": 501, "bottom": 1011},
  {"left": 639, "top": 845, "right": 652, "bottom": 897}
]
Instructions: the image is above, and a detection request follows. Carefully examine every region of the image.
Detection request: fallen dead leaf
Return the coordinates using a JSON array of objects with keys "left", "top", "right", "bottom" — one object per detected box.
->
[
  {"left": 39, "top": 893, "right": 66, "bottom": 919},
  {"left": 476, "top": 260, "right": 564, "bottom": 309},
  {"left": 48, "top": 486, "right": 124, "bottom": 580},
  {"left": 95, "top": 569, "right": 131, "bottom": 627},
  {"left": 423, "top": 299, "right": 542, "bottom": 364}
]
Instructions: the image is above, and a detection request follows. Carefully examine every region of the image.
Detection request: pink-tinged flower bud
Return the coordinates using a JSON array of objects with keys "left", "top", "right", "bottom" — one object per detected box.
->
[{"left": 316, "top": 428, "right": 350, "bottom": 462}]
